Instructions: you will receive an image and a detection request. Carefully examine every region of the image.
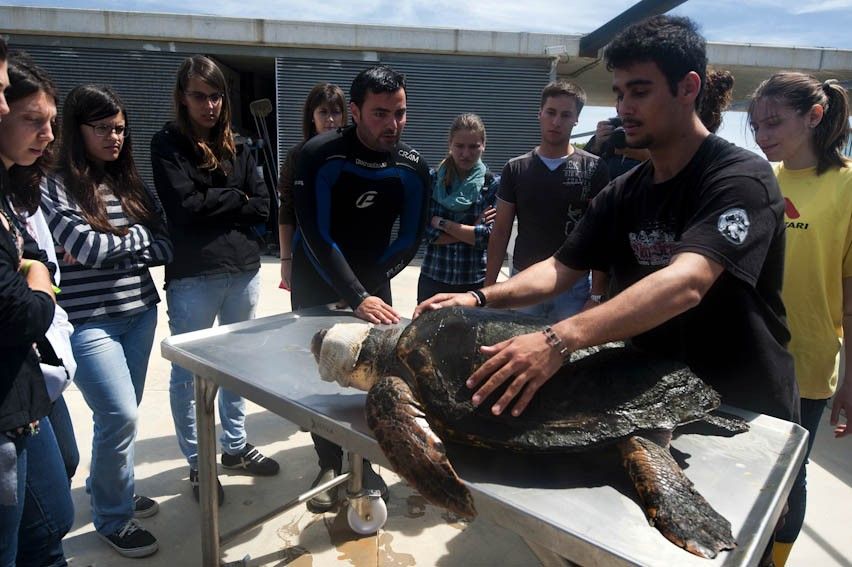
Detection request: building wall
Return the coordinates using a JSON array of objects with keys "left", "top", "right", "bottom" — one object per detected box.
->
[
  {"left": 14, "top": 43, "right": 186, "bottom": 185},
  {"left": 276, "top": 54, "right": 551, "bottom": 174},
  {"left": 12, "top": 38, "right": 552, "bottom": 191}
]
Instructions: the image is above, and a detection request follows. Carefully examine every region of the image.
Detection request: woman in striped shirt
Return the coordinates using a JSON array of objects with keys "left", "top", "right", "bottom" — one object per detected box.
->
[{"left": 40, "top": 84, "right": 172, "bottom": 559}]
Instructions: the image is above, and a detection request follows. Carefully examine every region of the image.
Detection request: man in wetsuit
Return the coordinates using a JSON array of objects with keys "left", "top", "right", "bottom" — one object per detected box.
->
[{"left": 292, "top": 64, "right": 431, "bottom": 511}]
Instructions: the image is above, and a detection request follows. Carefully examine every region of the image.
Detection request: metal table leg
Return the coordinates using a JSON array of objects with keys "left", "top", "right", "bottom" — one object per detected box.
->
[{"left": 195, "top": 374, "right": 220, "bottom": 566}]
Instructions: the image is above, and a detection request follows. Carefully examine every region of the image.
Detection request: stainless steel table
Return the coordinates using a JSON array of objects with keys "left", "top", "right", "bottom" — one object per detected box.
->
[{"left": 161, "top": 308, "right": 807, "bottom": 567}]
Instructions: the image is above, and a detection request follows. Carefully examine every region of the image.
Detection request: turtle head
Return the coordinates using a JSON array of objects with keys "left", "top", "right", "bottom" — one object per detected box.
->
[{"left": 312, "top": 323, "right": 402, "bottom": 391}]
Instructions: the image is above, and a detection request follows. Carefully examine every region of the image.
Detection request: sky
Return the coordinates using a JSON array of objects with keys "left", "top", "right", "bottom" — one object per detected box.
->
[{"left": 5, "top": 0, "right": 852, "bottom": 152}]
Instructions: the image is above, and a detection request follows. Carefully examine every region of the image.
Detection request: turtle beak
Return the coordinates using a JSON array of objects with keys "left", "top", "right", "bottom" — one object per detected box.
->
[{"left": 311, "top": 329, "right": 327, "bottom": 363}]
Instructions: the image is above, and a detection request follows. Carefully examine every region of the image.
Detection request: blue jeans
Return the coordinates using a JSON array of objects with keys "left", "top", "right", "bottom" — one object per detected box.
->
[
  {"left": 17, "top": 417, "right": 74, "bottom": 567},
  {"left": 513, "top": 268, "right": 591, "bottom": 322},
  {"left": 47, "top": 396, "right": 78, "bottom": 482},
  {"left": 167, "top": 270, "right": 260, "bottom": 468},
  {"left": 776, "top": 397, "right": 827, "bottom": 543},
  {"left": 71, "top": 306, "right": 157, "bottom": 535},
  {"left": 0, "top": 418, "right": 74, "bottom": 567}
]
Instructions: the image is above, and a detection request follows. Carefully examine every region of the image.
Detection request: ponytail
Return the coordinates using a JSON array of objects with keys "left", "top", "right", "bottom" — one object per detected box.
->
[{"left": 750, "top": 72, "right": 850, "bottom": 175}]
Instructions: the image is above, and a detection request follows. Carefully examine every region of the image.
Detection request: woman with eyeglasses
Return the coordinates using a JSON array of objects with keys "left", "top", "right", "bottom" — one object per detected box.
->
[
  {"left": 150, "top": 55, "right": 278, "bottom": 506},
  {"left": 40, "top": 84, "right": 173, "bottom": 559}
]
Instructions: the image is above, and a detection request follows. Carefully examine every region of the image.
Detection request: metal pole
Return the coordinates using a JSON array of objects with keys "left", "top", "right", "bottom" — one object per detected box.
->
[{"left": 195, "top": 375, "right": 220, "bottom": 566}]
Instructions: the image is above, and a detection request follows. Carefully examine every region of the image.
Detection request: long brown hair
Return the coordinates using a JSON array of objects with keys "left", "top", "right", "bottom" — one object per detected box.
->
[
  {"left": 4, "top": 52, "right": 57, "bottom": 214},
  {"left": 59, "top": 84, "right": 156, "bottom": 235},
  {"left": 301, "top": 83, "right": 347, "bottom": 140},
  {"left": 749, "top": 72, "right": 850, "bottom": 174},
  {"left": 438, "top": 113, "right": 487, "bottom": 189},
  {"left": 173, "top": 55, "right": 235, "bottom": 172}
]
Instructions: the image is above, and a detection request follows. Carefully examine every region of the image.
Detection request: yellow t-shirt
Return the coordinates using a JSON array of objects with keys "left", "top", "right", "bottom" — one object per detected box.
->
[{"left": 777, "top": 163, "right": 852, "bottom": 399}]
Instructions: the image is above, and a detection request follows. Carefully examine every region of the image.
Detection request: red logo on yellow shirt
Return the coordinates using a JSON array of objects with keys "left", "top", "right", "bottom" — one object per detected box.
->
[
  {"left": 784, "top": 197, "right": 809, "bottom": 230},
  {"left": 784, "top": 197, "right": 800, "bottom": 219}
]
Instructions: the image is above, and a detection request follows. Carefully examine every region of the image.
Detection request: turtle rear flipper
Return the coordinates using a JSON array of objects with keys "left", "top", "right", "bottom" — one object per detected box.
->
[
  {"left": 618, "top": 435, "right": 736, "bottom": 559},
  {"left": 366, "top": 376, "right": 476, "bottom": 519}
]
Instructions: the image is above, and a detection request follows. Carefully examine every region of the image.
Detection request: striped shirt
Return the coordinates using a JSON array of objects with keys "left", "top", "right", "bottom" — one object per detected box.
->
[{"left": 40, "top": 175, "right": 173, "bottom": 325}]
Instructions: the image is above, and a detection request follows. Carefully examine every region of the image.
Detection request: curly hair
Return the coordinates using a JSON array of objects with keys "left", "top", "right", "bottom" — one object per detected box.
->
[
  {"left": 604, "top": 15, "right": 707, "bottom": 108},
  {"left": 698, "top": 69, "right": 734, "bottom": 133}
]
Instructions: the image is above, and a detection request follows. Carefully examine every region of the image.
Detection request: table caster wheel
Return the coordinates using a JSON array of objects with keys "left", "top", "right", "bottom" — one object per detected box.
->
[{"left": 347, "top": 494, "right": 388, "bottom": 534}]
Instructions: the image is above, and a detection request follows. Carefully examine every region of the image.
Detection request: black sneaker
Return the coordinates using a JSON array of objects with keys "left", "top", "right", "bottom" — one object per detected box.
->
[
  {"left": 133, "top": 494, "right": 159, "bottom": 519},
  {"left": 189, "top": 467, "right": 225, "bottom": 505},
  {"left": 221, "top": 443, "right": 280, "bottom": 476},
  {"left": 98, "top": 519, "right": 159, "bottom": 558},
  {"left": 363, "top": 463, "right": 390, "bottom": 503},
  {"left": 307, "top": 466, "right": 340, "bottom": 513}
]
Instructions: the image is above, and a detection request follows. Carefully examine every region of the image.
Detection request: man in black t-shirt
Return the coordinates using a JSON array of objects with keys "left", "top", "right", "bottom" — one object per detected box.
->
[{"left": 415, "top": 16, "right": 798, "bottom": 427}]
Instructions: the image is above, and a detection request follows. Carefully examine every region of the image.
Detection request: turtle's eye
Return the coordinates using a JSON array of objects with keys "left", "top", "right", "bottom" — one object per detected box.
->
[{"left": 311, "top": 329, "right": 327, "bottom": 361}]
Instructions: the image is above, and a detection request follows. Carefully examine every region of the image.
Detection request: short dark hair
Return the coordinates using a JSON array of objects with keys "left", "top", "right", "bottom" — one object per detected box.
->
[
  {"left": 349, "top": 65, "right": 406, "bottom": 108},
  {"left": 604, "top": 15, "right": 707, "bottom": 106},
  {"left": 540, "top": 80, "right": 586, "bottom": 113},
  {"left": 0, "top": 37, "right": 7, "bottom": 61}
]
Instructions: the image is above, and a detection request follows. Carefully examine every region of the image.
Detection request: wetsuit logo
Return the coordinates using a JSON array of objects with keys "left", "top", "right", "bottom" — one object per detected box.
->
[
  {"left": 356, "top": 191, "right": 378, "bottom": 208},
  {"left": 398, "top": 148, "right": 420, "bottom": 163}
]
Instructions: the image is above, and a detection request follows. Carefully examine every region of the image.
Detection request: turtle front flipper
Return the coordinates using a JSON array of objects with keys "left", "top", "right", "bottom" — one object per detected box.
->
[
  {"left": 366, "top": 375, "right": 476, "bottom": 519},
  {"left": 617, "top": 435, "right": 736, "bottom": 559}
]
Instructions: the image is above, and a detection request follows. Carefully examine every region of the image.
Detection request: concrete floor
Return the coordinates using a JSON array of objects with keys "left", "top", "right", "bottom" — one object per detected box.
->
[{"left": 60, "top": 258, "right": 852, "bottom": 566}]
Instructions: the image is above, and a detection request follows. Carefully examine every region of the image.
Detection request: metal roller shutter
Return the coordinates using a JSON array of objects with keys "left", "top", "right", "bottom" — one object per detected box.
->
[
  {"left": 14, "top": 44, "right": 187, "bottom": 185},
  {"left": 275, "top": 54, "right": 552, "bottom": 173}
]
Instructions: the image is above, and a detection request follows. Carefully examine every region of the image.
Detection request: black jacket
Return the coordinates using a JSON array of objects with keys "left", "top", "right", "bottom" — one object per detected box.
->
[
  {"left": 150, "top": 123, "right": 270, "bottom": 282},
  {"left": 0, "top": 210, "right": 53, "bottom": 432}
]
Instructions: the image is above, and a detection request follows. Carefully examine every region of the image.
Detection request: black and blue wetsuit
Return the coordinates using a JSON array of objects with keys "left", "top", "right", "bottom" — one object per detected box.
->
[{"left": 291, "top": 125, "right": 431, "bottom": 310}]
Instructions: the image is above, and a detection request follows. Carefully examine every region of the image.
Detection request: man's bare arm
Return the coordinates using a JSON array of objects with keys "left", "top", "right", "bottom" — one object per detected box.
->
[
  {"left": 554, "top": 252, "right": 724, "bottom": 351},
  {"left": 468, "top": 252, "right": 725, "bottom": 416}
]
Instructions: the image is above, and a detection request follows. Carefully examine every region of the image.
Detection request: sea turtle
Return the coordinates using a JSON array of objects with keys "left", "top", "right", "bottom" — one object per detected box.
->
[{"left": 311, "top": 306, "right": 746, "bottom": 558}]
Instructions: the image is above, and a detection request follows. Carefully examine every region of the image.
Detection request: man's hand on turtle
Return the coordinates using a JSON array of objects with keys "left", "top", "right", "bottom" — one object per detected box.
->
[
  {"left": 355, "top": 296, "right": 400, "bottom": 325},
  {"left": 413, "top": 292, "right": 477, "bottom": 319},
  {"left": 466, "top": 331, "right": 562, "bottom": 417}
]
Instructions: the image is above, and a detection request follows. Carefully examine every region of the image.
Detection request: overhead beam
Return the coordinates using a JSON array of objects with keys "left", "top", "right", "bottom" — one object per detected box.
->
[{"left": 578, "top": 0, "right": 688, "bottom": 58}]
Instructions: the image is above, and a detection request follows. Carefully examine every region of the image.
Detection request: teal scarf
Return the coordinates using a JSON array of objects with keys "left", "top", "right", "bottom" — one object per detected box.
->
[{"left": 433, "top": 160, "right": 486, "bottom": 212}]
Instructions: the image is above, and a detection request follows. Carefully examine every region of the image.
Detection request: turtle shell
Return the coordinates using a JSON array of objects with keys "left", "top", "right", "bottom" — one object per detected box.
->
[{"left": 395, "top": 307, "right": 720, "bottom": 452}]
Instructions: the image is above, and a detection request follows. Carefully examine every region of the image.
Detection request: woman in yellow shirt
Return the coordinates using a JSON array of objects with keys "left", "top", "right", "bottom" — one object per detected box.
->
[{"left": 749, "top": 72, "right": 851, "bottom": 566}]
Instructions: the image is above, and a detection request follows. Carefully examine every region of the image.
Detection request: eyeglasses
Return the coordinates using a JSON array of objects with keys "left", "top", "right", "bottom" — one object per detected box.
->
[
  {"left": 84, "top": 123, "right": 129, "bottom": 138},
  {"left": 184, "top": 91, "right": 225, "bottom": 105}
]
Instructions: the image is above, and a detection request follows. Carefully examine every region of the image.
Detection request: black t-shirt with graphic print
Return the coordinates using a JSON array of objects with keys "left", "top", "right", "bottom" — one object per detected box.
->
[
  {"left": 555, "top": 134, "right": 799, "bottom": 423},
  {"left": 498, "top": 148, "right": 609, "bottom": 271}
]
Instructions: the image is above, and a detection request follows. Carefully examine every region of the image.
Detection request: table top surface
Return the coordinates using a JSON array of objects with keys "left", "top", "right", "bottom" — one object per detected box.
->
[{"left": 162, "top": 308, "right": 807, "bottom": 567}]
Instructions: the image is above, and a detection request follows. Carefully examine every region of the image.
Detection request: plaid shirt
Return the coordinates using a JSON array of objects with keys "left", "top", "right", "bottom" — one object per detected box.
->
[{"left": 421, "top": 173, "right": 499, "bottom": 285}]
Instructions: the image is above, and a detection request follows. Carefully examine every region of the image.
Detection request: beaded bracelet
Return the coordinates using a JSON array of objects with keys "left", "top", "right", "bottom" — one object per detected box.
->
[{"left": 542, "top": 325, "right": 570, "bottom": 365}]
